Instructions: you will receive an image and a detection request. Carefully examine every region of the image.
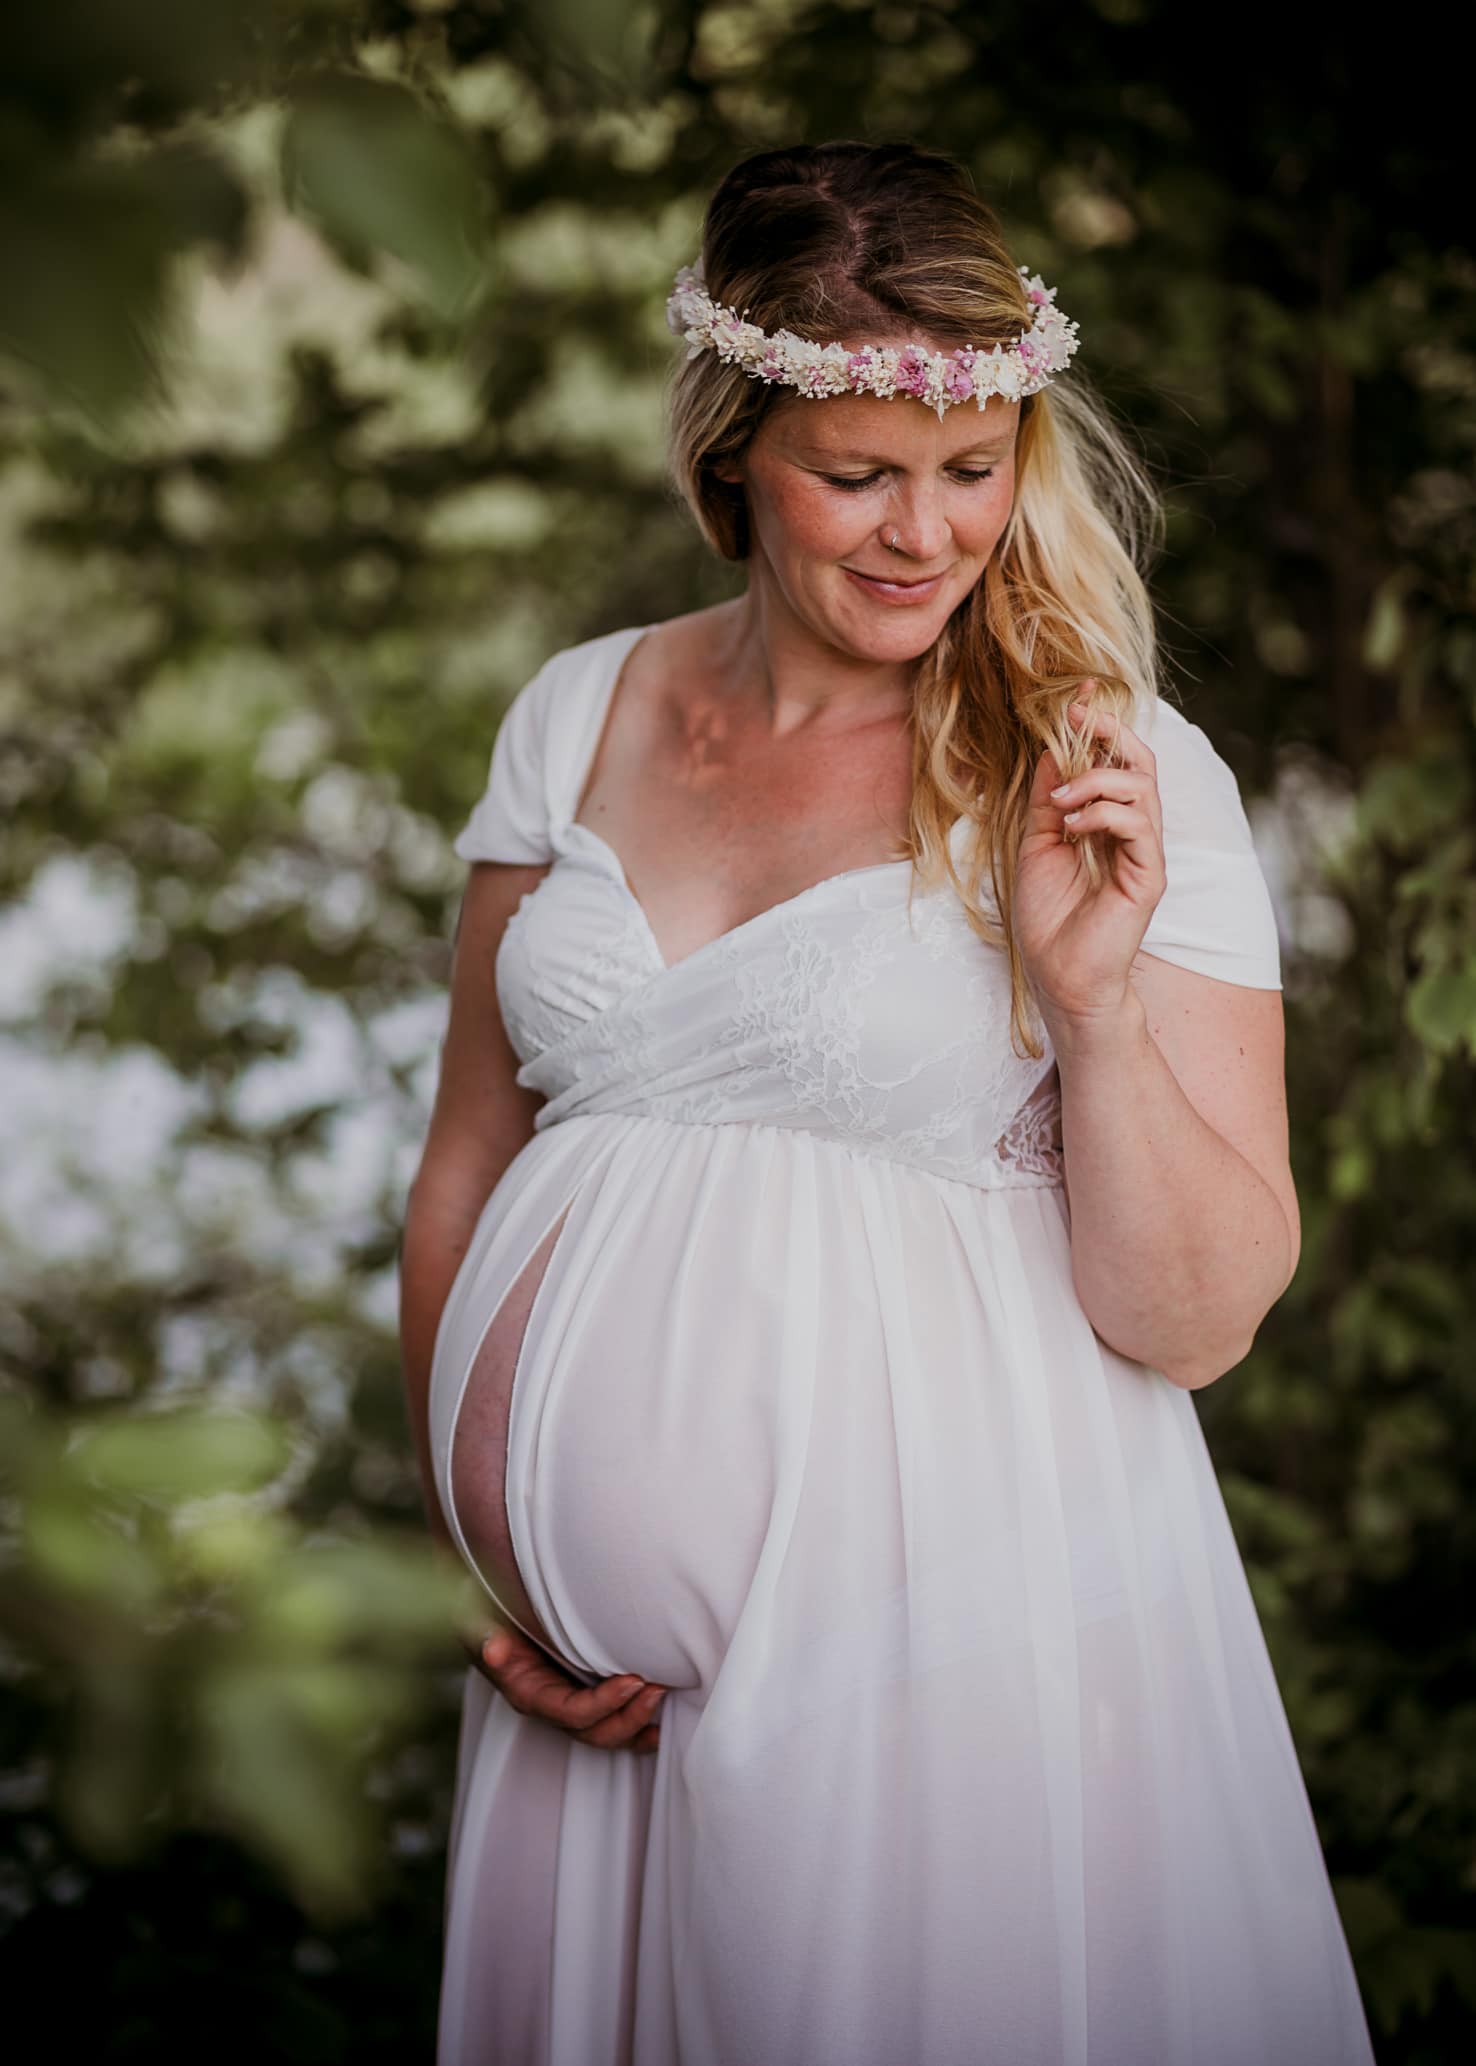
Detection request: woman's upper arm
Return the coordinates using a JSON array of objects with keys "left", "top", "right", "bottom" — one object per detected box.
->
[
  {"left": 413, "top": 861, "right": 548, "bottom": 1199},
  {"left": 1130, "top": 951, "right": 1300, "bottom": 1293},
  {"left": 1114, "top": 694, "right": 1298, "bottom": 1288}
]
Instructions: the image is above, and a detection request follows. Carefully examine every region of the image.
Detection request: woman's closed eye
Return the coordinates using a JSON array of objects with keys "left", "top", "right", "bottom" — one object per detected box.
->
[{"left": 821, "top": 467, "right": 995, "bottom": 492}]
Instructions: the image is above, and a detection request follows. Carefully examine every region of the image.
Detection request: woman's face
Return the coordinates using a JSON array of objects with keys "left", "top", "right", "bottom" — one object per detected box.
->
[{"left": 715, "top": 379, "right": 1022, "bottom": 660}]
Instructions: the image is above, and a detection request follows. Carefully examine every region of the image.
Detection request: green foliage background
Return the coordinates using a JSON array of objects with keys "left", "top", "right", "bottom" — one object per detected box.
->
[{"left": 1, "top": 2, "right": 1471, "bottom": 2057}]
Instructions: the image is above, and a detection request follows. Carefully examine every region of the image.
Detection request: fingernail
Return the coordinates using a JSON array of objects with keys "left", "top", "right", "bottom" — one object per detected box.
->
[{"left": 1050, "top": 783, "right": 1070, "bottom": 798}]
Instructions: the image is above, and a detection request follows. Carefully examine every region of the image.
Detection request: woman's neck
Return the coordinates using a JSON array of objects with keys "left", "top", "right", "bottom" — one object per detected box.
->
[{"left": 711, "top": 587, "right": 919, "bottom": 738}]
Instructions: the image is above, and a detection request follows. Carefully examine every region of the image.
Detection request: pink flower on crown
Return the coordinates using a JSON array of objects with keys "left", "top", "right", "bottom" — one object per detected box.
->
[
  {"left": 710, "top": 312, "right": 749, "bottom": 356},
  {"left": 893, "top": 345, "right": 932, "bottom": 399},
  {"left": 944, "top": 353, "right": 977, "bottom": 402}
]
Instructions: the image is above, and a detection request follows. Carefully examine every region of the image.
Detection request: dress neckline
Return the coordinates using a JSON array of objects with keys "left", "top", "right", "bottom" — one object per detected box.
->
[{"left": 558, "top": 622, "right": 914, "bottom": 977}]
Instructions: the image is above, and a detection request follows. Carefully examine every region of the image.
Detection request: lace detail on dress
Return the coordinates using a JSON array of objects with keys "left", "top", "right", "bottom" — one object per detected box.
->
[
  {"left": 496, "top": 840, "right": 1068, "bottom": 1192},
  {"left": 993, "top": 1067, "right": 1065, "bottom": 1183}
]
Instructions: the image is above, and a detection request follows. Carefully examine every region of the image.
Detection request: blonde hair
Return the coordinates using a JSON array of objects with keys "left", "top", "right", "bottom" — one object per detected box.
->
[{"left": 664, "top": 140, "right": 1167, "bottom": 1060}]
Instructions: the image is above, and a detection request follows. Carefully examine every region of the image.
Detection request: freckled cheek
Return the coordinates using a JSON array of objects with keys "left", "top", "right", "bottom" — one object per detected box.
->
[
  {"left": 758, "top": 482, "right": 853, "bottom": 560},
  {"left": 966, "top": 478, "right": 1016, "bottom": 558}
]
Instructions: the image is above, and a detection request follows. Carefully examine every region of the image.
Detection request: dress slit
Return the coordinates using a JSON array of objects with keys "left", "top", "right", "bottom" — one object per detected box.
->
[{"left": 446, "top": 1198, "right": 578, "bottom": 1672}]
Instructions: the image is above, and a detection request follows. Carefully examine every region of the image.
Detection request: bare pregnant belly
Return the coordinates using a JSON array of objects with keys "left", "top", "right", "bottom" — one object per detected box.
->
[
  {"left": 446, "top": 1168, "right": 783, "bottom": 1694},
  {"left": 448, "top": 1206, "right": 571, "bottom": 1660}
]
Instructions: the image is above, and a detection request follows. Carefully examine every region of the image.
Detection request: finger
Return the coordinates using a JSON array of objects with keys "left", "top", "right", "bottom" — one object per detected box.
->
[
  {"left": 1048, "top": 766, "right": 1155, "bottom": 814},
  {"left": 507, "top": 1658, "right": 649, "bottom": 1729},
  {"left": 1029, "top": 732, "right": 1073, "bottom": 802},
  {"left": 1066, "top": 697, "right": 1155, "bottom": 775},
  {"left": 1025, "top": 747, "right": 1066, "bottom": 834},
  {"left": 482, "top": 1636, "right": 646, "bottom": 1722},
  {"left": 479, "top": 1625, "right": 541, "bottom": 1675},
  {"left": 574, "top": 1684, "right": 667, "bottom": 1749},
  {"left": 1055, "top": 800, "right": 1162, "bottom": 868}
]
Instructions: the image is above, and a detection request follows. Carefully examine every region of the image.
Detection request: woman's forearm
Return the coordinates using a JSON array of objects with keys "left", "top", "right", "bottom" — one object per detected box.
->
[{"left": 1044, "top": 990, "right": 1294, "bottom": 1389}]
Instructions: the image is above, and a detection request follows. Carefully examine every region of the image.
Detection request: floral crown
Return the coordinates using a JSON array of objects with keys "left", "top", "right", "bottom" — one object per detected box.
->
[{"left": 665, "top": 257, "right": 1080, "bottom": 419}]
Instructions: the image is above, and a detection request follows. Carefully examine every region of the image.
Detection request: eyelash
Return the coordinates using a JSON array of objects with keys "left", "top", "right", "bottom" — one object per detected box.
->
[{"left": 822, "top": 468, "right": 996, "bottom": 492}]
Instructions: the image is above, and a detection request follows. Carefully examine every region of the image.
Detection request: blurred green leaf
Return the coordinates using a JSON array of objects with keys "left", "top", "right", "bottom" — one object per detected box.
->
[
  {"left": 70, "top": 1406, "right": 291, "bottom": 1504},
  {"left": 21, "top": 1494, "right": 163, "bottom": 1610},
  {"left": 521, "top": 0, "right": 663, "bottom": 97},
  {"left": 0, "top": 0, "right": 266, "bottom": 114},
  {"left": 1405, "top": 955, "right": 1476, "bottom": 1057},
  {"left": 1357, "top": 745, "right": 1472, "bottom": 855},
  {"left": 0, "top": 163, "right": 183, "bottom": 420},
  {"left": 280, "top": 74, "right": 493, "bottom": 321},
  {"left": 260, "top": 1541, "right": 465, "bottom": 1648}
]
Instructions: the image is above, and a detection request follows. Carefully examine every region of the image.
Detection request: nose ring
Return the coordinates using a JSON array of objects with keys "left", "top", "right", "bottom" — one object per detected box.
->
[{"left": 887, "top": 529, "right": 901, "bottom": 552}]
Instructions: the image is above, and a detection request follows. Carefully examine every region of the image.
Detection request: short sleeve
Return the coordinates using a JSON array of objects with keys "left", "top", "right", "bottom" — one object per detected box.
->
[
  {"left": 452, "top": 659, "right": 557, "bottom": 865},
  {"left": 1134, "top": 698, "right": 1283, "bottom": 991}
]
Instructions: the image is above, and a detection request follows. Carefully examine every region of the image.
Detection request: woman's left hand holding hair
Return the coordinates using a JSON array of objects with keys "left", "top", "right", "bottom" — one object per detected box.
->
[{"left": 1016, "top": 690, "right": 1166, "bottom": 1034}]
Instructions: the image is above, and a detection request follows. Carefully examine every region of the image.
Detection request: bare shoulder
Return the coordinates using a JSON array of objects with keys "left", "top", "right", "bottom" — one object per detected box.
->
[
  {"left": 599, "top": 602, "right": 743, "bottom": 776},
  {"left": 624, "top": 599, "right": 739, "bottom": 702}
]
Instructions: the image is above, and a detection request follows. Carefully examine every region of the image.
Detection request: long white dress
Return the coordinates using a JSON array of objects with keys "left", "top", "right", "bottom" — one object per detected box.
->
[{"left": 426, "top": 621, "right": 1377, "bottom": 2066}]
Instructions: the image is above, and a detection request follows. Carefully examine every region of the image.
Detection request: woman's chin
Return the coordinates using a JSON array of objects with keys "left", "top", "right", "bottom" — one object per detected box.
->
[{"left": 831, "top": 584, "right": 952, "bottom": 655}]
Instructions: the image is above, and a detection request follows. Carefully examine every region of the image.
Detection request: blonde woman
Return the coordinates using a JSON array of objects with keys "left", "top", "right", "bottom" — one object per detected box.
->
[{"left": 400, "top": 140, "right": 1377, "bottom": 2065}]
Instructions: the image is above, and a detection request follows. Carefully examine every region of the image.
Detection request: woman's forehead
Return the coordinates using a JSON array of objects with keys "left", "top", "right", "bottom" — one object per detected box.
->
[{"left": 768, "top": 390, "right": 1021, "bottom": 462}]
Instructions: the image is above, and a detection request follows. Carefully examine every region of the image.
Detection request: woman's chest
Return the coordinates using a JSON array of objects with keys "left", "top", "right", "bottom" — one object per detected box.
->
[
  {"left": 492, "top": 839, "right": 1061, "bottom": 1188},
  {"left": 579, "top": 737, "right": 915, "bottom": 973}
]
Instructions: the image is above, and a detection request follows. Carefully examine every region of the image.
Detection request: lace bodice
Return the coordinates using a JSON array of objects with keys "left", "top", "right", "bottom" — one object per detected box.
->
[{"left": 454, "top": 624, "right": 1281, "bottom": 1194}]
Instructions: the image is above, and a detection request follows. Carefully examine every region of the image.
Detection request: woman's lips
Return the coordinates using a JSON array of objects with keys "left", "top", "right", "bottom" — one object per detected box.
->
[{"left": 844, "top": 567, "right": 948, "bottom": 604}]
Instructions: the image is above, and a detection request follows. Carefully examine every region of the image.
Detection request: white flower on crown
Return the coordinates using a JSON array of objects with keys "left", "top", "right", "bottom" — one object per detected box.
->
[{"left": 664, "top": 260, "right": 1080, "bottom": 418}]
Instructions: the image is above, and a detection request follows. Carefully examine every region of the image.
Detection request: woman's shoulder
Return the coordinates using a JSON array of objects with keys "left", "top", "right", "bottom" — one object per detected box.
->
[
  {"left": 546, "top": 603, "right": 730, "bottom": 678},
  {"left": 517, "top": 621, "right": 641, "bottom": 704},
  {"left": 1130, "top": 692, "right": 1283, "bottom": 989},
  {"left": 454, "top": 627, "right": 642, "bottom": 867}
]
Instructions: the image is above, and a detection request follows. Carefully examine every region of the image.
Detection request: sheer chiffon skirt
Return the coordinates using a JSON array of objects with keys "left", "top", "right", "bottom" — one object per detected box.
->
[{"left": 429, "top": 1112, "right": 1374, "bottom": 2066}]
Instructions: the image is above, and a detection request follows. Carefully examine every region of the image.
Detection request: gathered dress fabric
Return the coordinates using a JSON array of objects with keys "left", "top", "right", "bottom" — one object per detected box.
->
[{"left": 427, "top": 622, "right": 1376, "bottom": 2066}]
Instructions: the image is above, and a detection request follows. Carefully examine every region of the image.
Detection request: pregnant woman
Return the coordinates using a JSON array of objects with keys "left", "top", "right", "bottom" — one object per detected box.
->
[{"left": 400, "top": 140, "right": 1377, "bottom": 2065}]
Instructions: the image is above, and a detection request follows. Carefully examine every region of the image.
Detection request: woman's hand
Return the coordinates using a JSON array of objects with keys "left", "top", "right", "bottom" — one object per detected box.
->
[
  {"left": 1016, "top": 692, "right": 1167, "bottom": 1034},
  {"left": 467, "top": 1624, "right": 666, "bottom": 1754}
]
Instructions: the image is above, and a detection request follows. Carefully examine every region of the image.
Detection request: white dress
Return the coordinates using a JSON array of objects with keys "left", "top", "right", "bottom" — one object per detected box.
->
[{"left": 427, "top": 621, "right": 1377, "bottom": 2066}]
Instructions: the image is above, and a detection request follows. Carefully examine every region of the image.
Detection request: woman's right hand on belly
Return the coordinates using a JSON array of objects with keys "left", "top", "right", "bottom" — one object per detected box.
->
[{"left": 469, "top": 1624, "right": 666, "bottom": 1753}]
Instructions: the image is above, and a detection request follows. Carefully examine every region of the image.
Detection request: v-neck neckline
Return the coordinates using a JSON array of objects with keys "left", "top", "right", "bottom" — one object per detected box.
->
[{"left": 560, "top": 623, "right": 914, "bottom": 978}]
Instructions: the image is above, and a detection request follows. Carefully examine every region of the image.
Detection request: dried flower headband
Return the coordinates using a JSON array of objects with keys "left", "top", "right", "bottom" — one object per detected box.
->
[{"left": 665, "top": 258, "right": 1081, "bottom": 420}]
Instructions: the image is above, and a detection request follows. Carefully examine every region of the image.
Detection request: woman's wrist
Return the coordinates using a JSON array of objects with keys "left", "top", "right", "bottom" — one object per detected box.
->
[{"left": 1040, "top": 983, "right": 1147, "bottom": 1068}]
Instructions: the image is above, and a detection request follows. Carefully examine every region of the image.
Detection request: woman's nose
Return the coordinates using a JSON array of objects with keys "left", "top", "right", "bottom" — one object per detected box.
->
[{"left": 881, "top": 491, "right": 951, "bottom": 561}]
